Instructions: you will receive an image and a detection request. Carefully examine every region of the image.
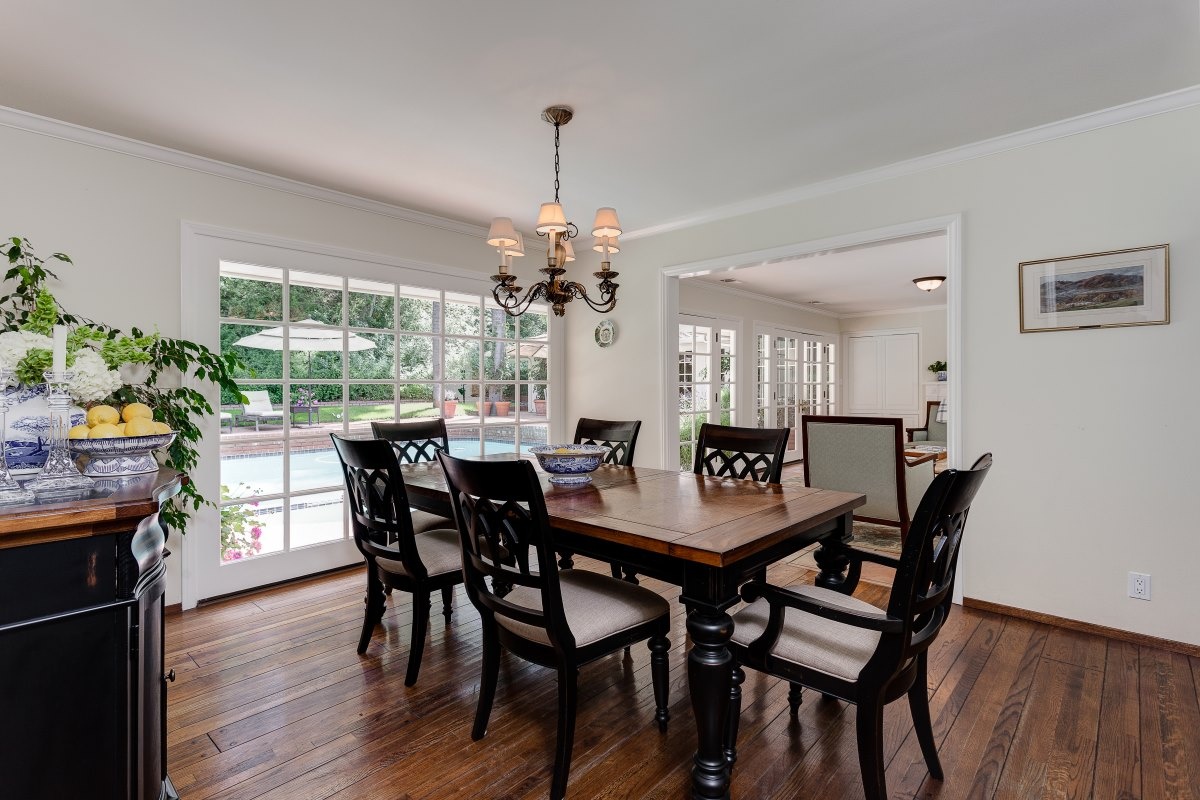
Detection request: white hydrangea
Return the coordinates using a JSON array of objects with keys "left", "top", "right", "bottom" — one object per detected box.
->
[
  {"left": 0, "top": 330, "right": 53, "bottom": 372},
  {"left": 68, "top": 348, "right": 123, "bottom": 404}
]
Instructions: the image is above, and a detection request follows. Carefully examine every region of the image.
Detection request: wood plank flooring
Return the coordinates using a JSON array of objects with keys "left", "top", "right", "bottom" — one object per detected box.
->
[{"left": 167, "top": 556, "right": 1200, "bottom": 799}]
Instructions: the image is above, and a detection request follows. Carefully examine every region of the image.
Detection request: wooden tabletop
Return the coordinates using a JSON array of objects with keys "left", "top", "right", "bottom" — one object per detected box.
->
[
  {"left": 0, "top": 469, "right": 185, "bottom": 550},
  {"left": 401, "top": 459, "right": 864, "bottom": 568}
]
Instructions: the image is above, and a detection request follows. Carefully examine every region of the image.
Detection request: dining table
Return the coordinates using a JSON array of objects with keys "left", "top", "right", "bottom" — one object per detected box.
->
[{"left": 400, "top": 457, "right": 865, "bottom": 800}]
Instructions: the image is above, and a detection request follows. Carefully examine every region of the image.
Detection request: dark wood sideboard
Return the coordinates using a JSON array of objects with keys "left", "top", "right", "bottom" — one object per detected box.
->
[{"left": 0, "top": 469, "right": 184, "bottom": 800}]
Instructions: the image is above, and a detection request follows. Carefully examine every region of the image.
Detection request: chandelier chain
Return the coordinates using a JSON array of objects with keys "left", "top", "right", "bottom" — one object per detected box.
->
[{"left": 553, "top": 122, "right": 561, "bottom": 204}]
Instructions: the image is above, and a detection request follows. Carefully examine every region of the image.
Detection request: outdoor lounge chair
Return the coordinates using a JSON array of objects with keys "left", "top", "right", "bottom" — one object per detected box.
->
[{"left": 239, "top": 390, "right": 286, "bottom": 431}]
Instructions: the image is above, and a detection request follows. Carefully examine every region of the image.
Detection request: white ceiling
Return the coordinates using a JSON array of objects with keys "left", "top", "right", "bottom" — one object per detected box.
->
[
  {"left": 2, "top": 1, "right": 1198, "bottom": 236},
  {"left": 689, "top": 233, "right": 948, "bottom": 316}
]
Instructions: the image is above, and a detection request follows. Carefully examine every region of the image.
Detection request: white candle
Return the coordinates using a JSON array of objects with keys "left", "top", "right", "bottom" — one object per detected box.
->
[{"left": 51, "top": 325, "right": 67, "bottom": 377}]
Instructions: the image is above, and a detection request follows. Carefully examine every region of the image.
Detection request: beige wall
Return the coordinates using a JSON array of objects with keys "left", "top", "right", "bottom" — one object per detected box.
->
[
  {"left": 565, "top": 105, "right": 1200, "bottom": 646},
  {"left": 841, "top": 307, "right": 948, "bottom": 408}
]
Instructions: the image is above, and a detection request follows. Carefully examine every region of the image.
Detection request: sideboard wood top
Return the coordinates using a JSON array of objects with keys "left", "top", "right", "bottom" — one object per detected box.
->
[{"left": 0, "top": 469, "right": 184, "bottom": 549}]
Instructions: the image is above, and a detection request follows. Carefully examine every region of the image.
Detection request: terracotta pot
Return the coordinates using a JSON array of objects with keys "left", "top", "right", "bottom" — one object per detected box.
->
[
  {"left": 533, "top": 399, "right": 546, "bottom": 416},
  {"left": 442, "top": 400, "right": 457, "bottom": 418},
  {"left": 493, "top": 401, "right": 511, "bottom": 416}
]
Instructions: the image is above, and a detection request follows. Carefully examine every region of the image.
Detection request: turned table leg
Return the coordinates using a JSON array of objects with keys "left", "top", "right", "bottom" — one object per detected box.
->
[{"left": 687, "top": 606, "right": 734, "bottom": 800}]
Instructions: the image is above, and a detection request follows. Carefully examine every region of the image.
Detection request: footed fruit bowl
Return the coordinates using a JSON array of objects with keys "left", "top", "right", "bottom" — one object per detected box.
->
[
  {"left": 530, "top": 443, "right": 611, "bottom": 485},
  {"left": 69, "top": 431, "right": 177, "bottom": 477}
]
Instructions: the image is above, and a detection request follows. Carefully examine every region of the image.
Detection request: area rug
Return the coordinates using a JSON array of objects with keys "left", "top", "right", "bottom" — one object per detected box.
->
[{"left": 849, "top": 521, "right": 902, "bottom": 555}]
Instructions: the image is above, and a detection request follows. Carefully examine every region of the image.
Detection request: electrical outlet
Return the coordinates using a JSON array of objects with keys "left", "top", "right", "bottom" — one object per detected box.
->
[{"left": 1128, "top": 572, "right": 1151, "bottom": 600}]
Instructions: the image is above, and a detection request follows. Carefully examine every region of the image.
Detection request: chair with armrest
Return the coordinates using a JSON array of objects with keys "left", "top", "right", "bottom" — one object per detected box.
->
[
  {"left": 906, "top": 401, "right": 947, "bottom": 448},
  {"left": 330, "top": 434, "right": 463, "bottom": 686},
  {"left": 725, "top": 453, "right": 993, "bottom": 800},
  {"left": 693, "top": 423, "right": 789, "bottom": 483},
  {"left": 371, "top": 419, "right": 454, "bottom": 534},
  {"left": 239, "top": 390, "right": 286, "bottom": 432},
  {"left": 437, "top": 452, "right": 671, "bottom": 800},
  {"left": 802, "top": 415, "right": 936, "bottom": 542}
]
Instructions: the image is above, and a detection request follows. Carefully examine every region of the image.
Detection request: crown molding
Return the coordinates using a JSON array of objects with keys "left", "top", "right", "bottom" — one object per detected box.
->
[
  {"left": 684, "top": 280, "right": 842, "bottom": 318},
  {"left": 0, "top": 104, "right": 488, "bottom": 239},
  {"left": 625, "top": 84, "right": 1200, "bottom": 240},
  {"left": 839, "top": 303, "right": 947, "bottom": 319}
]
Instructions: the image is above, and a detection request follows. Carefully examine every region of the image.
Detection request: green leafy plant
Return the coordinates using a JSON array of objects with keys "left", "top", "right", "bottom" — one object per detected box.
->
[
  {"left": 220, "top": 484, "right": 264, "bottom": 561},
  {"left": 927, "top": 360, "right": 947, "bottom": 374},
  {"left": 0, "top": 237, "right": 246, "bottom": 534}
]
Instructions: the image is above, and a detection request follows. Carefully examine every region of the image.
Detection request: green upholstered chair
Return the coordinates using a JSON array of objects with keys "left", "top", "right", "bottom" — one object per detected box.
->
[
  {"left": 906, "top": 401, "right": 946, "bottom": 448},
  {"left": 801, "top": 415, "right": 938, "bottom": 541}
]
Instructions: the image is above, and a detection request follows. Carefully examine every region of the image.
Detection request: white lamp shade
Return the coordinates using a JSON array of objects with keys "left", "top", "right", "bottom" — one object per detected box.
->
[
  {"left": 505, "top": 231, "right": 525, "bottom": 258},
  {"left": 487, "top": 217, "right": 519, "bottom": 247},
  {"left": 535, "top": 203, "right": 568, "bottom": 233},
  {"left": 561, "top": 239, "right": 575, "bottom": 262},
  {"left": 591, "top": 207, "right": 622, "bottom": 237},
  {"left": 592, "top": 235, "right": 620, "bottom": 254},
  {"left": 912, "top": 276, "right": 946, "bottom": 292}
]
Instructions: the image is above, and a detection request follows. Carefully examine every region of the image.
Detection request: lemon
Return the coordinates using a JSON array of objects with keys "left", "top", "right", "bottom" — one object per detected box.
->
[
  {"left": 68, "top": 424, "right": 91, "bottom": 440},
  {"left": 124, "top": 417, "right": 158, "bottom": 437},
  {"left": 88, "top": 423, "right": 122, "bottom": 438},
  {"left": 115, "top": 423, "right": 126, "bottom": 435},
  {"left": 121, "top": 402, "right": 153, "bottom": 423},
  {"left": 152, "top": 421, "right": 171, "bottom": 435},
  {"left": 86, "top": 405, "right": 120, "bottom": 427}
]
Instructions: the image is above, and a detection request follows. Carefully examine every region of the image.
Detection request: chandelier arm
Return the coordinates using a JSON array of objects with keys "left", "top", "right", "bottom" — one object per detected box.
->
[
  {"left": 568, "top": 281, "right": 619, "bottom": 314},
  {"left": 492, "top": 282, "right": 547, "bottom": 318}
]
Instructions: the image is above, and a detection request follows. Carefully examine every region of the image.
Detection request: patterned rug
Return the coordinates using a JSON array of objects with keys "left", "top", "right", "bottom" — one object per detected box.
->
[{"left": 850, "top": 521, "right": 903, "bottom": 555}]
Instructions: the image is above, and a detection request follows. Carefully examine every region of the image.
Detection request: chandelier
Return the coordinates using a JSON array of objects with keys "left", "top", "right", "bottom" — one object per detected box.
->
[{"left": 487, "top": 106, "right": 622, "bottom": 317}]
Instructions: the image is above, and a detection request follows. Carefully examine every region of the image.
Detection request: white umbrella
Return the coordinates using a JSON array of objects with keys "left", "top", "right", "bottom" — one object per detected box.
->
[{"left": 234, "top": 319, "right": 375, "bottom": 377}]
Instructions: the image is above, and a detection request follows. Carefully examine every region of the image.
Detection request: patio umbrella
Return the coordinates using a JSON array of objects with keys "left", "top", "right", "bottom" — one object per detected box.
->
[{"left": 233, "top": 320, "right": 376, "bottom": 377}]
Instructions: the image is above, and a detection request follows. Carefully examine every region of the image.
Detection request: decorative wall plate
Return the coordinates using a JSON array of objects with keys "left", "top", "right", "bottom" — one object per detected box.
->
[{"left": 595, "top": 319, "right": 616, "bottom": 348}]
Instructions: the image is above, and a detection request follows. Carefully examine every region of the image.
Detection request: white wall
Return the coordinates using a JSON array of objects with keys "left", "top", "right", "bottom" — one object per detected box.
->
[
  {"left": 0, "top": 123, "right": 498, "bottom": 606},
  {"left": 678, "top": 279, "right": 840, "bottom": 336},
  {"left": 841, "top": 307, "right": 948, "bottom": 421},
  {"left": 565, "top": 105, "right": 1200, "bottom": 647}
]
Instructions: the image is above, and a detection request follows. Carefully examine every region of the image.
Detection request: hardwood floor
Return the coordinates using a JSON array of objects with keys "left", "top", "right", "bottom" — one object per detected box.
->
[{"left": 167, "top": 557, "right": 1200, "bottom": 799}]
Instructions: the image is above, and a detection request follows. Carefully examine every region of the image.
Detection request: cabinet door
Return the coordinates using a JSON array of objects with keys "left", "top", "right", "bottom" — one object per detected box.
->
[
  {"left": 846, "top": 336, "right": 880, "bottom": 412},
  {"left": 882, "top": 333, "right": 918, "bottom": 410}
]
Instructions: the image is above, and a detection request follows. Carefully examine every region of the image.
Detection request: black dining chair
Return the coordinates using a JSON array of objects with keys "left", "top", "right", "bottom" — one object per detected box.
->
[
  {"left": 693, "top": 423, "right": 789, "bottom": 483},
  {"left": 724, "top": 454, "right": 993, "bottom": 800},
  {"left": 371, "top": 419, "right": 454, "bottom": 534},
  {"left": 437, "top": 452, "right": 671, "bottom": 800},
  {"left": 573, "top": 417, "right": 642, "bottom": 466},
  {"left": 330, "top": 434, "right": 464, "bottom": 686}
]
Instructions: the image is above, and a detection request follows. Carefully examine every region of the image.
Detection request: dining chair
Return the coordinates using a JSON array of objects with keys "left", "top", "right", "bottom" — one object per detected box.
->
[
  {"left": 802, "top": 415, "right": 936, "bottom": 541},
  {"left": 437, "top": 452, "right": 671, "bottom": 800},
  {"left": 371, "top": 419, "right": 454, "bottom": 534},
  {"left": 906, "top": 401, "right": 947, "bottom": 448},
  {"left": 330, "top": 434, "right": 464, "bottom": 686},
  {"left": 573, "top": 417, "right": 642, "bottom": 466},
  {"left": 725, "top": 453, "right": 993, "bottom": 800},
  {"left": 693, "top": 423, "right": 789, "bottom": 483}
]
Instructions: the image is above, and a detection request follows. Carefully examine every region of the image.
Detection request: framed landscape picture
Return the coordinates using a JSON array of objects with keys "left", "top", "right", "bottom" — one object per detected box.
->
[{"left": 1018, "top": 244, "right": 1169, "bottom": 333}]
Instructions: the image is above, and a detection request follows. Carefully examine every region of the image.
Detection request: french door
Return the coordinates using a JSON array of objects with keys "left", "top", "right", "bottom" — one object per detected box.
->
[
  {"left": 755, "top": 327, "right": 836, "bottom": 461},
  {"left": 677, "top": 315, "right": 737, "bottom": 471}
]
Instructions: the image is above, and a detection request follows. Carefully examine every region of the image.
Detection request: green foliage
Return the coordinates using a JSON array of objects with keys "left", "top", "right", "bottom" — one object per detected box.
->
[
  {"left": 927, "top": 360, "right": 947, "bottom": 373},
  {"left": 100, "top": 331, "right": 158, "bottom": 367},
  {"left": 220, "top": 484, "right": 264, "bottom": 560},
  {"left": 0, "top": 237, "right": 74, "bottom": 330},
  {"left": 15, "top": 347, "right": 53, "bottom": 386},
  {"left": 24, "top": 288, "right": 58, "bottom": 336}
]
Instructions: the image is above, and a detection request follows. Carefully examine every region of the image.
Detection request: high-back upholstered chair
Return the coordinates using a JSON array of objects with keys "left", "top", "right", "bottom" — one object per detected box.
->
[
  {"left": 330, "top": 434, "right": 463, "bottom": 686},
  {"left": 371, "top": 419, "right": 453, "bottom": 534},
  {"left": 726, "top": 454, "right": 993, "bottom": 800},
  {"left": 693, "top": 423, "right": 789, "bottom": 483},
  {"left": 906, "top": 401, "right": 947, "bottom": 448},
  {"left": 802, "top": 415, "right": 937, "bottom": 541},
  {"left": 437, "top": 452, "right": 671, "bottom": 800},
  {"left": 573, "top": 417, "right": 641, "bottom": 466}
]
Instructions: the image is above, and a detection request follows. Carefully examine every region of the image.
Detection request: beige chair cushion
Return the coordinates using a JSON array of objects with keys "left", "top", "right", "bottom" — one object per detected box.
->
[
  {"left": 731, "top": 584, "right": 883, "bottom": 681},
  {"left": 376, "top": 528, "right": 462, "bottom": 578},
  {"left": 496, "top": 569, "right": 669, "bottom": 647},
  {"left": 410, "top": 509, "right": 454, "bottom": 535}
]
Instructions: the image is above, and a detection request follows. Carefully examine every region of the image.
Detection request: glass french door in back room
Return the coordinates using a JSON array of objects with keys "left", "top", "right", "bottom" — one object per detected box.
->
[
  {"left": 755, "top": 327, "right": 836, "bottom": 461},
  {"left": 677, "top": 315, "right": 737, "bottom": 471}
]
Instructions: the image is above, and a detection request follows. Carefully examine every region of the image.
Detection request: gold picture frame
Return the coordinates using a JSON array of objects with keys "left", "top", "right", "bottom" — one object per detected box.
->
[{"left": 1018, "top": 244, "right": 1169, "bottom": 333}]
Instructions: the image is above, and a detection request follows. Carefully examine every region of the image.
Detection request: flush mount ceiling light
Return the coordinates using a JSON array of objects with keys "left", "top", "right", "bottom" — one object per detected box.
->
[
  {"left": 912, "top": 276, "right": 946, "bottom": 292},
  {"left": 488, "top": 106, "right": 621, "bottom": 317}
]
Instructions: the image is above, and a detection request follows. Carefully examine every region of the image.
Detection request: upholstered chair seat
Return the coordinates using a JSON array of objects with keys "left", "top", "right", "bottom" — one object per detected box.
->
[{"left": 375, "top": 528, "right": 463, "bottom": 579}]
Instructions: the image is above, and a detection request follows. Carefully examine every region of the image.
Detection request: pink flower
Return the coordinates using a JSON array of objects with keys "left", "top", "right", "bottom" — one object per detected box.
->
[
  {"left": 251, "top": 526, "right": 262, "bottom": 539},
  {"left": 251, "top": 502, "right": 260, "bottom": 507},
  {"left": 253, "top": 541, "right": 262, "bottom": 552},
  {"left": 222, "top": 552, "right": 232, "bottom": 562},
  {"left": 231, "top": 551, "right": 242, "bottom": 560}
]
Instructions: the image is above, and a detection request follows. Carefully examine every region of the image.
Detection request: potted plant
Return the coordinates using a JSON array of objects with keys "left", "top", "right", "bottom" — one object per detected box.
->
[
  {"left": 533, "top": 388, "right": 546, "bottom": 416},
  {"left": 442, "top": 390, "right": 457, "bottom": 418},
  {"left": 927, "top": 360, "right": 948, "bottom": 381}
]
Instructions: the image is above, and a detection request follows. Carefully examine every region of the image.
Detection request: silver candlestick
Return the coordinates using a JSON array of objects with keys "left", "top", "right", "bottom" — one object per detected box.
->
[
  {"left": 0, "top": 368, "right": 34, "bottom": 504},
  {"left": 27, "top": 370, "right": 94, "bottom": 497}
]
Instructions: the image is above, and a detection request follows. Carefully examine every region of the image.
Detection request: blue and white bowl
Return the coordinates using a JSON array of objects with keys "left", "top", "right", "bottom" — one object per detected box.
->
[
  {"left": 69, "top": 431, "right": 177, "bottom": 477},
  {"left": 530, "top": 443, "right": 610, "bottom": 485}
]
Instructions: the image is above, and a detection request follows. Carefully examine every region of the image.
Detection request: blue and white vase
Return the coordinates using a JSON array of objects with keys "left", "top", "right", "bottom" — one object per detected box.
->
[{"left": 4, "top": 384, "right": 87, "bottom": 476}]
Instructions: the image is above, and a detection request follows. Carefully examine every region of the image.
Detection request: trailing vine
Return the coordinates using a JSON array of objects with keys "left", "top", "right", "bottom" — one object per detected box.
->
[{"left": 1, "top": 237, "right": 246, "bottom": 534}]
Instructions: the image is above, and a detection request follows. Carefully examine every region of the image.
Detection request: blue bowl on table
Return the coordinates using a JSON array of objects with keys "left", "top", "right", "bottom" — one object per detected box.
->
[{"left": 529, "top": 444, "right": 611, "bottom": 485}]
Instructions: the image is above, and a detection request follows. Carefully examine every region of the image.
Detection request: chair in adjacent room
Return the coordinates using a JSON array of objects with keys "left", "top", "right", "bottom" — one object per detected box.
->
[
  {"left": 692, "top": 423, "right": 789, "bottom": 483},
  {"left": 573, "top": 417, "right": 642, "bottom": 466},
  {"left": 372, "top": 419, "right": 454, "bottom": 534},
  {"left": 725, "top": 454, "right": 993, "bottom": 800},
  {"left": 906, "top": 400, "right": 947, "bottom": 448},
  {"left": 802, "top": 415, "right": 937, "bottom": 542},
  {"left": 437, "top": 452, "right": 671, "bottom": 800},
  {"left": 238, "top": 390, "right": 286, "bottom": 432},
  {"left": 330, "top": 434, "right": 464, "bottom": 686}
]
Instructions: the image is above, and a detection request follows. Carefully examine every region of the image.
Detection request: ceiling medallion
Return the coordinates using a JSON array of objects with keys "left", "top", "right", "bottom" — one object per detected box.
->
[{"left": 487, "top": 106, "right": 621, "bottom": 317}]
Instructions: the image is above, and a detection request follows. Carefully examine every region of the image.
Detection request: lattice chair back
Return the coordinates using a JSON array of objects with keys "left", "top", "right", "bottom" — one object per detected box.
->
[
  {"left": 573, "top": 418, "right": 642, "bottom": 466},
  {"left": 693, "top": 423, "right": 789, "bottom": 483},
  {"left": 437, "top": 452, "right": 575, "bottom": 651},
  {"left": 371, "top": 419, "right": 449, "bottom": 464}
]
